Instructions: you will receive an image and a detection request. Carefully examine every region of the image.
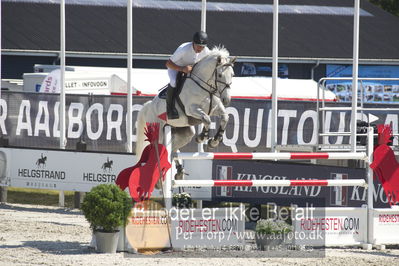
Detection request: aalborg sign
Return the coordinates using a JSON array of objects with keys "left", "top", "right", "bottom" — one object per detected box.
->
[
  {"left": 2, "top": 91, "right": 399, "bottom": 153},
  {"left": 2, "top": 147, "right": 138, "bottom": 192}
]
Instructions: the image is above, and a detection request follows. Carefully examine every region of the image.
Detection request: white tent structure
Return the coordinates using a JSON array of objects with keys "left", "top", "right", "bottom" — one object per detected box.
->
[{"left": 25, "top": 65, "right": 336, "bottom": 100}]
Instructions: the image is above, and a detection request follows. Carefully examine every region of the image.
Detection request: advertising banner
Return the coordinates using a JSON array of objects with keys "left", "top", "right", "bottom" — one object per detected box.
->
[
  {"left": 1, "top": 91, "right": 399, "bottom": 153},
  {"left": 293, "top": 207, "right": 367, "bottom": 246},
  {"left": 0, "top": 92, "right": 146, "bottom": 152},
  {"left": 0, "top": 149, "right": 11, "bottom": 187},
  {"left": 369, "top": 208, "right": 399, "bottom": 244},
  {"left": 126, "top": 207, "right": 245, "bottom": 250},
  {"left": 3, "top": 147, "right": 137, "bottom": 192},
  {"left": 210, "top": 160, "right": 390, "bottom": 208},
  {"left": 171, "top": 207, "right": 246, "bottom": 249}
]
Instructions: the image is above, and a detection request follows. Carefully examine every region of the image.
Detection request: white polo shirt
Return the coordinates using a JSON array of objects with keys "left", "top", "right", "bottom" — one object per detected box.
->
[{"left": 170, "top": 42, "right": 210, "bottom": 66}]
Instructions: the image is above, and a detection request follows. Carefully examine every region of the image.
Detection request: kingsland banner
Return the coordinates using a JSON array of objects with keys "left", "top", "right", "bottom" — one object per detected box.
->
[
  {"left": 211, "top": 160, "right": 390, "bottom": 208},
  {"left": 1, "top": 91, "right": 399, "bottom": 152}
]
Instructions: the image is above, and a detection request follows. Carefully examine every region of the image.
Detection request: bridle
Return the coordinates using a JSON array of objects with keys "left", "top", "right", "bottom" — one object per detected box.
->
[{"left": 188, "top": 59, "right": 233, "bottom": 99}]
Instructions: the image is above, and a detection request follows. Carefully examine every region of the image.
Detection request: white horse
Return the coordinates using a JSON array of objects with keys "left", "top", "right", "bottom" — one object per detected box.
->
[{"left": 135, "top": 46, "right": 235, "bottom": 177}]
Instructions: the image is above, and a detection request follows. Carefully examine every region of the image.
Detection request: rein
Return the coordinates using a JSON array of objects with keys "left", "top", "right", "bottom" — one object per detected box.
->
[{"left": 187, "top": 61, "right": 232, "bottom": 115}]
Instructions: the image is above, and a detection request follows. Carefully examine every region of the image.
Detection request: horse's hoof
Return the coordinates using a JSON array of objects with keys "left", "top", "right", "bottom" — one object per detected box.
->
[
  {"left": 208, "top": 139, "right": 219, "bottom": 148},
  {"left": 195, "top": 136, "right": 205, "bottom": 143}
]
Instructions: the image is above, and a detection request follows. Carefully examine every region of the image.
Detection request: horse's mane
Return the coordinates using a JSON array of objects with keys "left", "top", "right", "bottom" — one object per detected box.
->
[
  {"left": 208, "top": 45, "right": 230, "bottom": 58},
  {"left": 195, "top": 46, "right": 230, "bottom": 69}
]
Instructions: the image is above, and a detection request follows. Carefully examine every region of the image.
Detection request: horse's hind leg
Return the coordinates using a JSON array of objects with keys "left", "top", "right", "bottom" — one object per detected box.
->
[
  {"left": 172, "top": 126, "right": 195, "bottom": 180},
  {"left": 174, "top": 160, "right": 185, "bottom": 180},
  {"left": 170, "top": 126, "right": 195, "bottom": 152}
]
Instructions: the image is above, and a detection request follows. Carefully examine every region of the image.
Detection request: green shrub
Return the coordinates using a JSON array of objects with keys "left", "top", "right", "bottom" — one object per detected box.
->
[
  {"left": 81, "top": 184, "right": 132, "bottom": 232},
  {"left": 172, "top": 192, "right": 192, "bottom": 208},
  {"left": 255, "top": 219, "right": 292, "bottom": 235}
]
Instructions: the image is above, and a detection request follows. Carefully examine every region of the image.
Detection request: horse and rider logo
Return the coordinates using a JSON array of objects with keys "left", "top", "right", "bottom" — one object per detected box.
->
[
  {"left": 102, "top": 157, "right": 113, "bottom": 172},
  {"left": 36, "top": 153, "right": 47, "bottom": 168}
]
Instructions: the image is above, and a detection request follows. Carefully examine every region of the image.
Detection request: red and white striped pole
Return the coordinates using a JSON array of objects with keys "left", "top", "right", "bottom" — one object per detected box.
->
[
  {"left": 175, "top": 152, "right": 367, "bottom": 161},
  {"left": 173, "top": 179, "right": 366, "bottom": 188}
]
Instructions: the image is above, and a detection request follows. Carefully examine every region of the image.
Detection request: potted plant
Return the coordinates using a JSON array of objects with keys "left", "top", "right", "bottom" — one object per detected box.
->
[
  {"left": 255, "top": 219, "right": 293, "bottom": 250},
  {"left": 172, "top": 192, "right": 192, "bottom": 208},
  {"left": 81, "top": 184, "right": 132, "bottom": 253}
]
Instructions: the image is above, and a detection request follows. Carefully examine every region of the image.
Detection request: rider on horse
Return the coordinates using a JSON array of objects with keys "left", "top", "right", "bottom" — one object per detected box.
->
[{"left": 165, "top": 31, "right": 211, "bottom": 119}]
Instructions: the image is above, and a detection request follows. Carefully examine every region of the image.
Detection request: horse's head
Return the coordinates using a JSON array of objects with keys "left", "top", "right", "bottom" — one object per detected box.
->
[
  {"left": 215, "top": 54, "right": 236, "bottom": 106},
  {"left": 192, "top": 46, "right": 235, "bottom": 106}
]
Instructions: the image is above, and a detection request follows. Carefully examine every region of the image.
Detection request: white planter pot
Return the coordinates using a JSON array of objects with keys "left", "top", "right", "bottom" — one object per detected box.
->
[{"left": 94, "top": 230, "right": 120, "bottom": 253}]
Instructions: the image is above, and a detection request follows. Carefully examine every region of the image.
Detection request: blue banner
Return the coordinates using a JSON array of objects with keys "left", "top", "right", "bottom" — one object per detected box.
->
[{"left": 326, "top": 65, "right": 399, "bottom": 103}]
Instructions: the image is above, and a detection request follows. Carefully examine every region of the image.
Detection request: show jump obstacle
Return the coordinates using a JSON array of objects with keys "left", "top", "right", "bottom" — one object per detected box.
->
[
  {"left": 175, "top": 152, "right": 367, "bottom": 161},
  {"left": 172, "top": 179, "right": 367, "bottom": 188},
  {"left": 161, "top": 125, "right": 399, "bottom": 248},
  {"left": 172, "top": 151, "right": 367, "bottom": 188},
  {"left": 164, "top": 125, "right": 371, "bottom": 195}
]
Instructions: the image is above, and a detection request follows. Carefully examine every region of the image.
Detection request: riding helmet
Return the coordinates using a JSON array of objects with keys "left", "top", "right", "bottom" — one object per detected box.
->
[{"left": 193, "top": 31, "right": 208, "bottom": 46}]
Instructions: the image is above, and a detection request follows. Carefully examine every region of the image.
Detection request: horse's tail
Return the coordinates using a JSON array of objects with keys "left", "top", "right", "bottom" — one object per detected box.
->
[{"left": 135, "top": 101, "right": 150, "bottom": 158}]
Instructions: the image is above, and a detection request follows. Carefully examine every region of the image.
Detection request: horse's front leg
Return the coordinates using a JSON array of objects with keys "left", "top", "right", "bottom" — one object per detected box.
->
[
  {"left": 187, "top": 105, "right": 212, "bottom": 144},
  {"left": 208, "top": 104, "right": 228, "bottom": 148},
  {"left": 195, "top": 125, "right": 210, "bottom": 143}
]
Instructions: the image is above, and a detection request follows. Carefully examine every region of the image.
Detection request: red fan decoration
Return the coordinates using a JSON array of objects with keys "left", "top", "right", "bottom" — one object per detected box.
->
[
  {"left": 370, "top": 124, "right": 398, "bottom": 206},
  {"left": 116, "top": 123, "right": 171, "bottom": 202}
]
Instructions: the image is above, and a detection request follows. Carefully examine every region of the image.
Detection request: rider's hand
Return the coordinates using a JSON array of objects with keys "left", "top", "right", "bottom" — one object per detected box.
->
[{"left": 181, "top": 65, "right": 193, "bottom": 74}]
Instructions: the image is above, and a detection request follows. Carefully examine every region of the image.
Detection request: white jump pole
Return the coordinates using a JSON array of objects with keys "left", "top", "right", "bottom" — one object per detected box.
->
[
  {"left": 367, "top": 126, "right": 374, "bottom": 244},
  {"left": 58, "top": 0, "right": 66, "bottom": 207},
  {"left": 173, "top": 179, "right": 367, "bottom": 188},
  {"left": 350, "top": 0, "right": 360, "bottom": 152},
  {"left": 126, "top": 0, "right": 133, "bottom": 153},
  {"left": 270, "top": 0, "right": 279, "bottom": 152},
  {"left": 176, "top": 152, "right": 367, "bottom": 161},
  {"left": 164, "top": 126, "right": 173, "bottom": 210},
  {"left": 198, "top": 0, "right": 207, "bottom": 209},
  {"left": 201, "top": 0, "right": 207, "bottom": 32},
  {"left": 367, "top": 126, "right": 374, "bottom": 209}
]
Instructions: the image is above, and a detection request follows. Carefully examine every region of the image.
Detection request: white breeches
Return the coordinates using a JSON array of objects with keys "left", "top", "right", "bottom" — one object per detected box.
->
[{"left": 168, "top": 68, "right": 178, "bottom": 87}]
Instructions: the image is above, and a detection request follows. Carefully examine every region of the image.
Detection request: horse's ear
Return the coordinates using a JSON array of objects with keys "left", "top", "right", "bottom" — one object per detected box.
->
[{"left": 230, "top": 56, "right": 237, "bottom": 65}]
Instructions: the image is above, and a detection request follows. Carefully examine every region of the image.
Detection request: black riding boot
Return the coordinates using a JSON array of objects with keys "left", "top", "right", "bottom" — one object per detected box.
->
[{"left": 166, "top": 84, "right": 179, "bottom": 119}]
